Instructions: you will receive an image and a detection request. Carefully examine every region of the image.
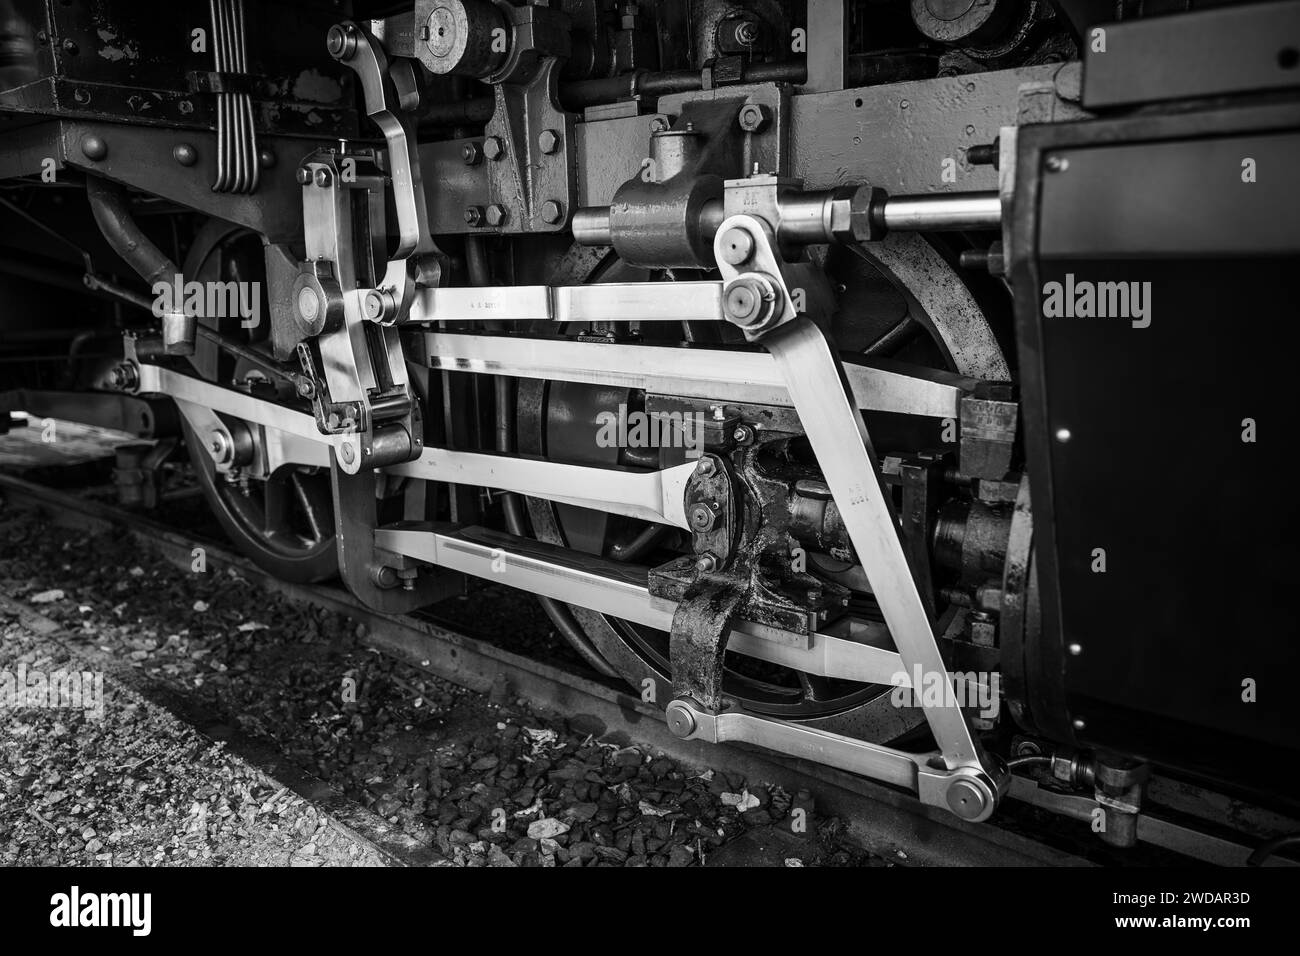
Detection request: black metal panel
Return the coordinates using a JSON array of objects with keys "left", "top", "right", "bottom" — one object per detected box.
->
[
  {"left": 1082, "top": 1, "right": 1300, "bottom": 110},
  {"left": 0, "top": 0, "right": 356, "bottom": 138},
  {"left": 1010, "top": 99, "right": 1300, "bottom": 791}
]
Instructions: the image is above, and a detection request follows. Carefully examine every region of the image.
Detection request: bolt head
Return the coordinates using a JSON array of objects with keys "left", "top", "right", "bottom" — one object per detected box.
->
[
  {"left": 737, "top": 102, "right": 771, "bottom": 133},
  {"left": 688, "top": 501, "right": 719, "bottom": 532},
  {"left": 296, "top": 287, "right": 321, "bottom": 323},
  {"left": 259, "top": 149, "right": 276, "bottom": 169},
  {"left": 733, "top": 424, "right": 754, "bottom": 444},
  {"left": 695, "top": 553, "right": 718, "bottom": 573},
  {"left": 313, "top": 168, "right": 332, "bottom": 188},
  {"left": 172, "top": 143, "right": 198, "bottom": 166},
  {"left": 538, "top": 128, "right": 560, "bottom": 154},
  {"left": 362, "top": 289, "right": 393, "bottom": 322},
  {"left": 340, "top": 441, "right": 356, "bottom": 465},
  {"left": 1055, "top": 427, "right": 1071, "bottom": 443},
  {"left": 945, "top": 777, "right": 990, "bottom": 821},
  {"left": 461, "top": 142, "right": 482, "bottom": 165},
  {"left": 80, "top": 135, "right": 107, "bottom": 161},
  {"left": 665, "top": 701, "right": 696, "bottom": 738},
  {"left": 464, "top": 205, "right": 485, "bottom": 226},
  {"left": 296, "top": 166, "right": 312, "bottom": 185},
  {"left": 695, "top": 457, "right": 715, "bottom": 477},
  {"left": 483, "top": 136, "right": 505, "bottom": 161},
  {"left": 326, "top": 24, "right": 356, "bottom": 60},
  {"left": 485, "top": 204, "right": 507, "bottom": 227},
  {"left": 719, "top": 227, "right": 755, "bottom": 265},
  {"left": 541, "top": 199, "right": 563, "bottom": 224}
]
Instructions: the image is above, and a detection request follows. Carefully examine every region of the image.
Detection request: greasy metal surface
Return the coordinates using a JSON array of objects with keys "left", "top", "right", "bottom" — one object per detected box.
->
[{"left": 669, "top": 576, "right": 749, "bottom": 711}]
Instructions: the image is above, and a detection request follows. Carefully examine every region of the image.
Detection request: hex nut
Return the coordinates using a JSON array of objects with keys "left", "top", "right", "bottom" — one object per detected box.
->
[
  {"left": 483, "top": 136, "right": 505, "bottom": 161},
  {"left": 849, "top": 185, "right": 887, "bottom": 242},
  {"left": 538, "top": 129, "right": 561, "bottom": 154},
  {"left": 737, "top": 103, "right": 771, "bottom": 133},
  {"left": 485, "top": 204, "right": 508, "bottom": 227},
  {"left": 541, "top": 199, "right": 564, "bottom": 224}
]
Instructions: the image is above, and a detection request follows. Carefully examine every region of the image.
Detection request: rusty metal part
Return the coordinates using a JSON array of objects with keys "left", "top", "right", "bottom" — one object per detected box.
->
[{"left": 669, "top": 576, "right": 750, "bottom": 712}]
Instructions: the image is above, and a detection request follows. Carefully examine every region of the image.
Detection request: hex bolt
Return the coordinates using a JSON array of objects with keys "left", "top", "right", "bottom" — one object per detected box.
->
[
  {"left": 733, "top": 424, "right": 754, "bottom": 445},
  {"left": 538, "top": 128, "right": 560, "bottom": 154},
  {"left": 485, "top": 204, "right": 508, "bottom": 227},
  {"left": 695, "top": 552, "right": 718, "bottom": 573},
  {"left": 483, "top": 136, "right": 505, "bottom": 161},
  {"left": 541, "top": 199, "right": 564, "bottom": 224},
  {"left": 259, "top": 148, "right": 276, "bottom": 169},
  {"left": 296, "top": 166, "right": 312, "bottom": 185},
  {"left": 695, "top": 457, "right": 715, "bottom": 477},
  {"left": 719, "top": 227, "right": 754, "bottom": 265},
  {"left": 108, "top": 363, "right": 137, "bottom": 390},
  {"left": 688, "top": 501, "right": 720, "bottom": 532},
  {"left": 172, "top": 143, "right": 198, "bottom": 167},
  {"left": 464, "top": 205, "right": 485, "bottom": 226},
  {"left": 737, "top": 103, "right": 771, "bottom": 133},
  {"left": 648, "top": 116, "right": 668, "bottom": 133},
  {"left": 462, "top": 141, "right": 482, "bottom": 165},
  {"left": 313, "top": 167, "right": 333, "bottom": 188}
]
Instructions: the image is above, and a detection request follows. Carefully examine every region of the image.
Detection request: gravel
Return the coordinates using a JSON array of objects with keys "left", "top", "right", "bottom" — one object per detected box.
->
[{"left": 0, "top": 503, "right": 891, "bottom": 867}]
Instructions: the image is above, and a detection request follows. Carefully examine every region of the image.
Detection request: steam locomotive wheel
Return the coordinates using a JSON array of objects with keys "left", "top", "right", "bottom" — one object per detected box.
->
[
  {"left": 178, "top": 220, "right": 339, "bottom": 584},
  {"left": 518, "top": 238, "right": 1009, "bottom": 738}
]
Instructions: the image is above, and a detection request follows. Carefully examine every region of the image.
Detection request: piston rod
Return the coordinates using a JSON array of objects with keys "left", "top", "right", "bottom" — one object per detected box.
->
[{"left": 573, "top": 188, "right": 1001, "bottom": 253}]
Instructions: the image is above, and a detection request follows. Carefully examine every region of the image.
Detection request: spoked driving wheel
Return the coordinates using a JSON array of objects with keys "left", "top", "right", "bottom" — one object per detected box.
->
[
  {"left": 515, "top": 237, "right": 1009, "bottom": 739},
  {"left": 178, "top": 220, "right": 340, "bottom": 584}
]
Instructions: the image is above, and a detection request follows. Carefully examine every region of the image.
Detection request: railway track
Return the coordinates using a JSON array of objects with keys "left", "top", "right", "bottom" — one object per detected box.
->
[{"left": 0, "top": 469, "right": 1291, "bottom": 868}]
